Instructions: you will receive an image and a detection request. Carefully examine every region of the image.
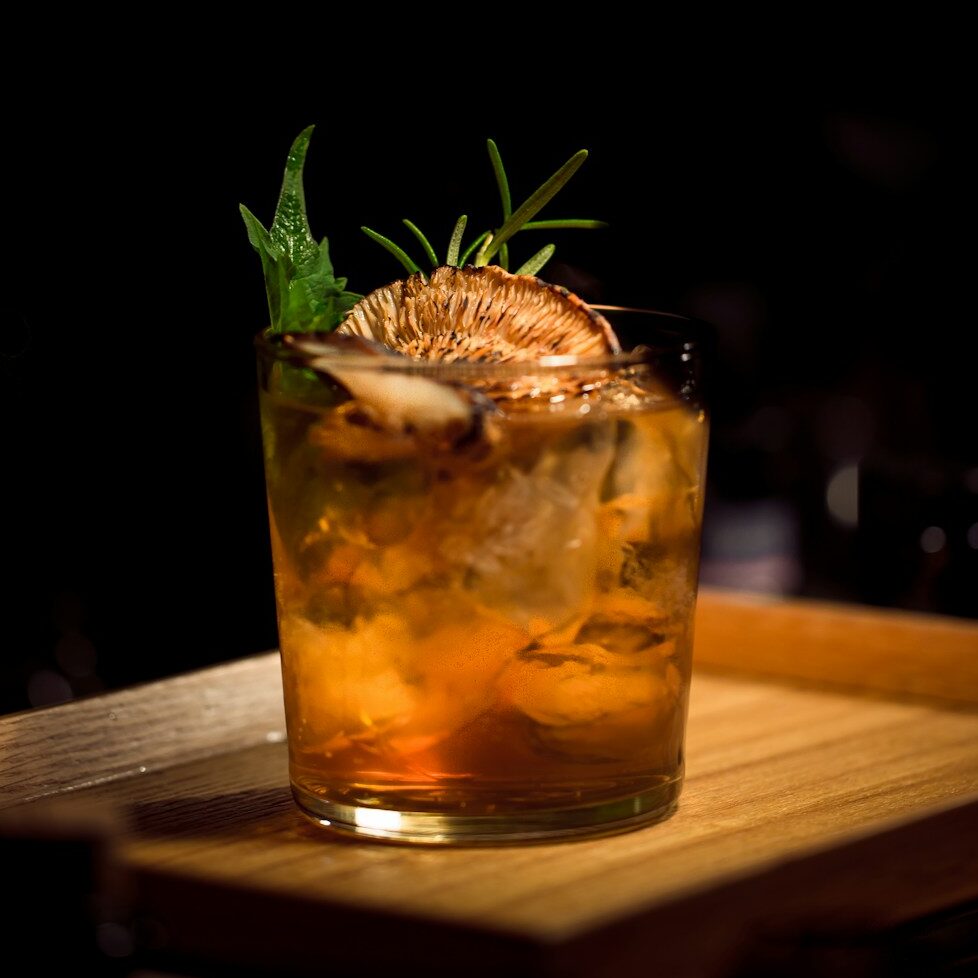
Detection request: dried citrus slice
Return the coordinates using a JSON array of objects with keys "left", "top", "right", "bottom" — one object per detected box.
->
[
  {"left": 337, "top": 265, "right": 620, "bottom": 362},
  {"left": 284, "top": 333, "right": 500, "bottom": 461}
]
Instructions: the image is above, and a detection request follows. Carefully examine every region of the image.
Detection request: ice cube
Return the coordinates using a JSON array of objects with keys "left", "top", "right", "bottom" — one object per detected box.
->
[
  {"left": 574, "top": 589, "right": 673, "bottom": 654},
  {"left": 619, "top": 540, "right": 697, "bottom": 615},
  {"left": 500, "top": 643, "right": 664, "bottom": 727},
  {"left": 348, "top": 541, "right": 434, "bottom": 599},
  {"left": 386, "top": 603, "right": 530, "bottom": 754},
  {"left": 280, "top": 613, "right": 416, "bottom": 747},
  {"left": 526, "top": 660, "right": 684, "bottom": 764},
  {"left": 438, "top": 424, "right": 616, "bottom": 624},
  {"left": 604, "top": 409, "right": 706, "bottom": 547},
  {"left": 283, "top": 590, "right": 532, "bottom": 759}
]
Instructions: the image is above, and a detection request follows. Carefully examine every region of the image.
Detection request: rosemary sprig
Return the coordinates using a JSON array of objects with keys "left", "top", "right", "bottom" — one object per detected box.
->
[
  {"left": 515, "top": 244, "right": 556, "bottom": 276},
  {"left": 361, "top": 226, "right": 422, "bottom": 276},
  {"left": 522, "top": 219, "right": 609, "bottom": 230},
  {"left": 403, "top": 219, "right": 439, "bottom": 268},
  {"left": 458, "top": 229, "right": 490, "bottom": 267},
  {"left": 446, "top": 215, "right": 467, "bottom": 267},
  {"left": 487, "top": 139, "right": 512, "bottom": 271},
  {"left": 474, "top": 149, "right": 586, "bottom": 266},
  {"left": 356, "top": 140, "right": 606, "bottom": 277}
]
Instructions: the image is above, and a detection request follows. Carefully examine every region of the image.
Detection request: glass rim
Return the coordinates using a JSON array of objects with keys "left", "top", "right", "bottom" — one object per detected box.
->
[{"left": 255, "top": 307, "right": 708, "bottom": 377}]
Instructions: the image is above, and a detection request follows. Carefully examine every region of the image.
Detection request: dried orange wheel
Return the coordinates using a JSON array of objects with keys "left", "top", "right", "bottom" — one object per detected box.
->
[{"left": 338, "top": 265, "right": 620, "bottom": 362}]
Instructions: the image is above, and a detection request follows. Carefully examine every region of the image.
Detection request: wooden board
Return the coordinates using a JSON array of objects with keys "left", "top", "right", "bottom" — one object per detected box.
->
[
  {"left": 2, "top": 589, "right": 978, "bottom": 977},
  {"left": 694, "top": 589, "right": 978, "bottom": 706}
]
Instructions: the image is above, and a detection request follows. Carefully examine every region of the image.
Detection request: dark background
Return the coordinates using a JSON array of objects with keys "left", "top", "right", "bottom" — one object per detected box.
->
[{"left": 3, "top": 65, "right": 974, "bottom": 714}]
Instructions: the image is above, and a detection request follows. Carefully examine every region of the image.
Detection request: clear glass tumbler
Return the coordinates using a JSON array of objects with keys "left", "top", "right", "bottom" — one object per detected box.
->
[{"left": 257, "top": 310, "right": 709, "bottom": 843}]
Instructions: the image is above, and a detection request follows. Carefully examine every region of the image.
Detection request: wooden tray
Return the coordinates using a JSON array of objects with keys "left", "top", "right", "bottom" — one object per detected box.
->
[{"left": 3, "top": 589, "right": 978, "bottom": 977}]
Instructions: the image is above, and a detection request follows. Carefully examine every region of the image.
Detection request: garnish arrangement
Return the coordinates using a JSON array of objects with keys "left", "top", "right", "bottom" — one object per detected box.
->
[
  {"left": 241, "top": 127, "right": 607, "bottom": 339},
  {"left": 250, "top": 126, "right": 710, "bottom": 843}
]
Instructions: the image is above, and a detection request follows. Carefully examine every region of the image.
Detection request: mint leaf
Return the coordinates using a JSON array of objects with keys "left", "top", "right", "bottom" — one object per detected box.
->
[
  {"left": 269, "top": 126, "right": 319, "bottom": 268},
  {"left": 241, "top": 205, "right": 285, "bottom": 327},
  {"left": 242, "top": 128, "right": 361, "bottom": 333}
]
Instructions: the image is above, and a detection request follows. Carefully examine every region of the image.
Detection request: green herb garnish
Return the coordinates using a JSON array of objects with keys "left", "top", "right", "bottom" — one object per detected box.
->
[
  {"left": 240, "top": 126, "right": 361, "bottom": 335},
  {"left": 445, "top": 215, "right": 468, "bottom": 268},
  {"left": 243, "top": 131, "right": 607, "bottom": 335},
  {"left": 361, "top": 139, "right": 606, "bottom": 276}
]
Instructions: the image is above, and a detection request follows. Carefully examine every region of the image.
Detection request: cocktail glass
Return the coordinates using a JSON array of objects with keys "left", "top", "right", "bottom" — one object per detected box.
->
[{"left": 257, "top": 309, "right": 708, "bottom": 843}]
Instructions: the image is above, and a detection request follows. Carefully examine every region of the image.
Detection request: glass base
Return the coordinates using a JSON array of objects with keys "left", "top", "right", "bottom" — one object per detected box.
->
[{"left": 292, "top": 777, "right": 682, "bottom": 845}]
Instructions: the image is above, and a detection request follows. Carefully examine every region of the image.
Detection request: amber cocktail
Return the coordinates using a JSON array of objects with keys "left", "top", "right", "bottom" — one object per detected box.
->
[{"left": 257, "top": 311, "right": 707, "bottom": 843}]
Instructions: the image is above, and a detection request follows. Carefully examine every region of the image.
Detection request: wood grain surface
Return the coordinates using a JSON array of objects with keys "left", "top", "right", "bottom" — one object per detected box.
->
[
  {"left": 0, "top": 653, "right": 285, "bottom": 809},
  {"left": 695, "top": 589, "right": 978, "bottom": 705},
  {"left": 2, "top": 589, "right": 978, "bottom": 977}
]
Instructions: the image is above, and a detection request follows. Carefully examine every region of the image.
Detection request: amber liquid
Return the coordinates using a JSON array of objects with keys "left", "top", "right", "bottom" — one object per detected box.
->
[{"left": 260, "top": 377, "right": 707, "bottom": 838}]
